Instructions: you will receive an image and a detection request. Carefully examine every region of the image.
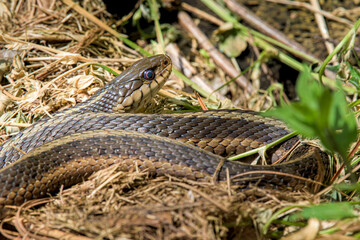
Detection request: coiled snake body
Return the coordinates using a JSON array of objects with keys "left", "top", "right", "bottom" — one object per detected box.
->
[{"left": 0, "top": 55, "right": 330, "bottom": 210}]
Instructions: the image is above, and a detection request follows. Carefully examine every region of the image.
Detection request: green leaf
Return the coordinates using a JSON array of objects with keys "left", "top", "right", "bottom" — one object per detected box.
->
[
  {"left": 347, "top": 63, "right": 360, "bottom": 89},
  {"left": 263, "top": 66, "right": 358, "bottom": 160},
  {"left": 132, "top": 7, "right": 142, "bottom": 26},
  {"left": 300, "top": 202, "right": 357, "bottom": 220},
  {"left": 218, "top": 33, "right": 247, "bottom": 58},
  {"left": 199, "top": 49, "right": 210, "bottom": 58},
  {"left": 335, "top": 182, "right": 360, "bottom": 192}
]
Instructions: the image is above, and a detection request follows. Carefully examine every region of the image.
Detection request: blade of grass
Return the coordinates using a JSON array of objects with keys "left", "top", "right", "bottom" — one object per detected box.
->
[
  {"left": 201, "top": 0, "right": 318, "bottom": 63},
  {"left": 61, "top": 0, "right": 151, "bottom": 56},
  {"left": 227, "top": 131, "right": 298, "bottom": 161},
  {"left": 262, "top": 205, "right": 304, "bottom": 234},
  {"left": 318, "top": 18, "right": 360, "bottom": 83},
  {"left": 62, "top": 0, "right": 218, "bottom": 102},
  {"left": 173, "top": 68, "right": 219, "bottom": 103},
  {"left": 211, "top": 51, "right": 267, "bottom": 94},
  {"left": 149, "top": 0, "right": 165, "bottom": 52},
  {"left": 199, "top": 0, "right": 356, "bottom": 94}
]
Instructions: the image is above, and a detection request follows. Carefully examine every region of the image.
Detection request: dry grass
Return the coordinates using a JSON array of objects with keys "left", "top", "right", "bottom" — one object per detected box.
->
[
  {"left": 0, "top": 0, "right": 359, "bottom": 239},
  {"left": 0, "top": 0, "right": 149, "bottom": 141},
  {"left": 2, "top": 164, "right": 320, "bottom": 239}
]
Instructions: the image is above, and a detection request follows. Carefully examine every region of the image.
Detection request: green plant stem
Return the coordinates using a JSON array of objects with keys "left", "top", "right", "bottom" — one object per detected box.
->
[
  {"left": 212, "top": 51, "right": 267, "bottom": 94},
  {"left": 92, "top": 63, "right": 120, "bottom": 76},
  {"left": 228, "top": 131, "right": 298, "bottom": 161},
  {"left": 200, "top": 0, "right": 318, "bottom": 63},
  {"left": 172, "top": 68, "right": 219, "bottom": 102},
  {"left": 319, "top": 18, "right": 360, "bottom": 83},
  {"left": 118, "top": 37, "right": 151, "bottom": 57},
  {"left": 111, "top": 37, "right": 219, "bottom": 101},
  {"left": 199, "top": 0, "right": 356, "bottom": 94},
  {"left": 149, "top": 0, "right": 165, "bottom": 52},
  {"left": 95, "top": 36, "right": 216, "bottom": 102},
  {"left": 166, "top": 98, "right": 200, "bottom": 110},
  {"left": 110, "top": 27, "right": 218, "bottom": 102},
  {"left": 262, "top": 205, "right": 304, "bottom": 235}
]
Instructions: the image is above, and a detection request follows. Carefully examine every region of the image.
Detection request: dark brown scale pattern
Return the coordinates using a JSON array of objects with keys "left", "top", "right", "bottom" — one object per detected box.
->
[
  {"left": 0, "top": 130, "right": 323, "bottom": 206},
  {"left": 0, "top": 110, "right": 296, "bottom": 168},
  {"left": 0, "top": 54, "right": 172, "bottom": 167},
  {"left": 0, "top": 54, "right": 331, "bottom": 211}
]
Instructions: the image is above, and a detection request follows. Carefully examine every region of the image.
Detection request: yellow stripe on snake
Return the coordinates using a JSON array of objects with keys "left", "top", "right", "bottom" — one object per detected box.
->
[{"left": 0, "top": 55, "right": 331, "bottom": 212}]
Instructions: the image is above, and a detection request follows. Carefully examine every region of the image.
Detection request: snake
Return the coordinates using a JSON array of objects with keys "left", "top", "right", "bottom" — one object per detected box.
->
[{"left": 0, "top": 54, "right": 331, "bottom": 211}]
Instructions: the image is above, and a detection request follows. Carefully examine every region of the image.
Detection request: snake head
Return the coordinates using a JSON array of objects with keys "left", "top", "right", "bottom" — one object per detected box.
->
[
  {"left": 112, "top": 54, "right": 172, "bottom": 112},
  {"left": 72, "top": 54, "right": 172, "bottom": 113}
]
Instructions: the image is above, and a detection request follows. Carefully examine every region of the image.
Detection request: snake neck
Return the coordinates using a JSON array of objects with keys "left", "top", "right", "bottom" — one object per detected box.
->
[{"left": 56, "top": 54, "right": 172, "bottom": 116}]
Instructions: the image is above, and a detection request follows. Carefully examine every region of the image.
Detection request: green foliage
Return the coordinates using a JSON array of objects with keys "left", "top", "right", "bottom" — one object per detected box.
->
[
  {"left": 318, "top": 18, "right": 360, "bottom": 83},
  {"left": 263, "top": 67, "right": 358, "bottom": 160},
  {"left": 218, "top": 32, "right": 247, "bottom": 58},
  {"left": 295, "top": 202, "right": 357, "bottom": 220},
  {"left": 199, "top": 49, "right": 216, "bottom": 70},
  {"left": 347, "top": 63, "right": 360, "bottom": 90},
  {"left": 336, "top": 62, "right": 360, "bottom": 90},
  {"left": 335, "top": 182, "right": 360, "bottom": 193}
]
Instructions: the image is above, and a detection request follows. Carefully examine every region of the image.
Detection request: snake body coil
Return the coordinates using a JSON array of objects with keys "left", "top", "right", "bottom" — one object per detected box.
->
[{"left": 0, "top": 55, "right": 330, "bottom": 209}]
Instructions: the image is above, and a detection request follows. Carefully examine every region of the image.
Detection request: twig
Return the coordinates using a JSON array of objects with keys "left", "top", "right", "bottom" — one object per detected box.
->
[
  {"left": 178, "top": 11, "right": 254, "bottom": 94},
  {"left": 1, "top": 34, "right": 72, "bottom": 56},
  {"left": 61, "top": 0, "right": 149, "bottom": 56},
  {"left": 169, "top": 182, "right": 228, "bottom": 212},
  {"left": 316, "top": 162, "right": 360, "bottom": 197},
  {"left": 165, "top": 43, "right": 231, "bottom": 103},
  {"left": 25, "top": 56, "right": 138, "bottom": 63},
  {"left": 330, "top": 139, "right": 360, "bottom": 183},
  {"left": 212, "top": 157, "right": 225, "bottom": 183},
  {"left": 195, "top": 91, "right": 208, "bottom": 110},
  {"left": 224, "top": 0, "right": 318, "bottom": 61},
  {"left": 266, "top": 0, "right": 353, "bottom": 27},
  {"left": 199, "top": 0, "right": 356, "bottom": 93},
  {"left": 0, "top": 122, "right": 32, "bottom": 128},
  {"left": 309, "top": 0, "right": 336, "bottom": 59},
  {"left": 13, "top": 198, "right": 52, "bottom": 239},
  {"left": 61, "top": 0, "right": 126, "bottom": 39},
  {"left": 12, "top": 146, "right": 27, "bottom": 155},
  {"left": 0, "top": 85, "right": 25, "bottom": 101},
  {"left": 272, "top": 140, "right": 301, "bottom": 165},
  {"left": 30, "top": 227, "right": 93, "bottom": 240},
  {"left": 226, "top": 168, "right": 231, "bottom": 197},
  {"left": 181, "top": 2, "right": 224, "bottom": 26}
]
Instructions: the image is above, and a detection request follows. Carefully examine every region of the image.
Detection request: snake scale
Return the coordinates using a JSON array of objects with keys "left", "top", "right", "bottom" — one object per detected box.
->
[{"left": 0, "top": 54, "right": 331, "bottom": 211}]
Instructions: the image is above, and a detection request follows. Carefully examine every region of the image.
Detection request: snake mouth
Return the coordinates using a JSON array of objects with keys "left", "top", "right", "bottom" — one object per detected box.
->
[{"left": 149, "top": 60, "right": 172, "bottom": 98}]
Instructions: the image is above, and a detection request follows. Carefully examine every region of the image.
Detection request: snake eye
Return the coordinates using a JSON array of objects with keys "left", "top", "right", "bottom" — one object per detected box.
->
[{"left": 143, "top": 69, "right": 155, "bottom": 80}]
